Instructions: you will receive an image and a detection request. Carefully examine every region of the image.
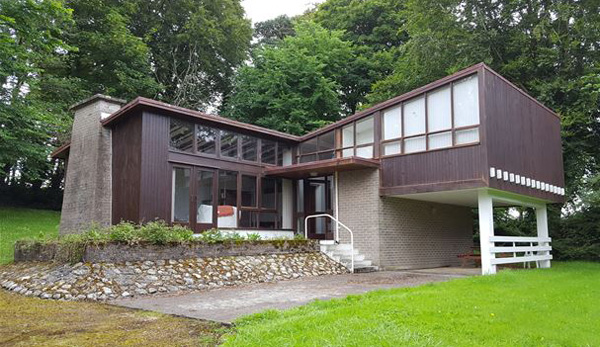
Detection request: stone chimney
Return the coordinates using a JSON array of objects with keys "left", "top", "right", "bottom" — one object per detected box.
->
[{"left": 59, "top": 94, "right": 126, "bottom": 234}]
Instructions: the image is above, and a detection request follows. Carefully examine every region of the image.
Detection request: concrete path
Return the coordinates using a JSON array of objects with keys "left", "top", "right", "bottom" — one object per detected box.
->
[{"left": 111, "top": 268, "right": 476, "bottom": 324}]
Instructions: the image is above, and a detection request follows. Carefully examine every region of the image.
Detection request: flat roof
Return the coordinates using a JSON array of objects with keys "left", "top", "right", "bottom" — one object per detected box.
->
[
  {"left": 101, "top": 97, "right": 301, "bottom": 142},
  {"left": 264, "top": 157, "right": 379, "bottom": 179}
]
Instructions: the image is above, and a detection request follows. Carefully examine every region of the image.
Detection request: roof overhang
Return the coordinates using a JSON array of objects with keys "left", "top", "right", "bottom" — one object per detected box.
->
[
  {"left": 51, "top": 142, "right": 70, "bottom": 160},
  {"left": 101, "top": 97, "right": 301, "bottom": 142},
  {"left": 264, "top": 157, "right": 379, "bottom": 179}
]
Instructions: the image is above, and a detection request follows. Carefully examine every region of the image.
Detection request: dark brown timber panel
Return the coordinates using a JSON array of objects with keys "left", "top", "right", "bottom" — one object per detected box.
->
[
  {"left": 112, "top": 112, "right": 142, "bottom": 224},
  {"left": 482, "top": 68, "right": 564, "bottom": 203},
  {"left": 139, "top": 112, "right": 172, "bottom": 222},
  {"left": 380, "top": 145, "right": 485, "bottom": 194}
]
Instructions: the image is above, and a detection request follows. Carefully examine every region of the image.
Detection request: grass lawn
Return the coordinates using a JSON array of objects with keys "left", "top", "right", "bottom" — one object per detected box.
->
[
  {"left": 0, "top": 290, "right": 227, "bottom": 346},
  {"left": 225, "top": 262, "right": 600, "bottom": 346},
  {"left": 0, "top": 207, "right": 60, "bottom": 264}
]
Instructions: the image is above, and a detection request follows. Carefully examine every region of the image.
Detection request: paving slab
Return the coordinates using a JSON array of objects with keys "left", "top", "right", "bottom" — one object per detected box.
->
[{"left": 111, "top": 269, "right": 472, "bottom": 323}]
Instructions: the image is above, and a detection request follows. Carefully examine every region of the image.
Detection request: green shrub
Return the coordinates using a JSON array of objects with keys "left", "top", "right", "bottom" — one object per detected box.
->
[
  {"left": 109, "top": 222, "right": 139, "bottom": 243},
  {"left": 246, "top": 233, "right": 262, "bottom": 241},
  {"left": 196, "top": 228, "right": 225, "bottom": 243}
]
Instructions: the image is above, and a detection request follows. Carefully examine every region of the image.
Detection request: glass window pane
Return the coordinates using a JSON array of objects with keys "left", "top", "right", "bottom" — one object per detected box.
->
[
  {"left": 218, "top": 170, "right": 237, "bottom": 207},
  {"left": 453, "top": 75, "right": 480, "bottom": 127},
  {"left": 240, "top": 211, "right": 258, "bottom": 228},
  {"left": 196, "top": 125, "right": 216, "bottom": 154},
  {"left": 280, "top": 145, "right": 292, "bottom": 166},
  {"left": 383, "top": 141, "right": 401, "bottom": 155},
  {"left": 299, "top": 154, "right": 317, "bottom": 163},
  {"left": 318, "top": 151, "right": 335, "bottom": 160},
  {"left": 241, "top": 175, "right": 257, "bottom": 207},
  {"left": 404, "top": 136, "right": 426, "bottom": 153},
  {"left": 355, "top": 116, "right": 374, "bottom": 145},
  {"left": 259, "top": 212, "right": 277, "bottom": 229},
  {"left": 261, "top": 177, "right": 276, "bottom": 208},
  {"left": 318, "top": 132, "right": 335, "bottom": 151},
  {"left": 428, "top": 131, "right": 452, "bottom": 150},
  {"left": 404, "top": 96, "right": 426, "bottom": 136},
  {"left": 342, "top": 148, "right": 353, "bottom": 157},
  {"left": 383, "top": 106, "right": 402, "bottom": 140},
  {"left": 427, "top": 86, "right": 452, "bottom": 132},
  {"left": 356, "top": 145, "right": 373, "bottom": 158},
  {"left": 455, "top": 128, "right": 480, "bottom": 144},
  {"left": 172, "top": 167, "right": 190, "bottom": 223},
  {"left": 342, "top": 124, "right": 354, "bottom": 148},
  {"left": 220, "top": 130, "right": 238, "bottom": 158},
  {"left": 196, "top": 170, "right": 213, "bottom": 224},
  {"left": 241, "top": 135, "right": 257, "bottom": 161},
  {"left": 300, "top": 138, "right": 317, "bottom": 154},
  {"left": 261, "top": 139, "right": 276, "bottom": 164},
  {"left": 170, "top": 119, "right": 193, "bottom": 152}
]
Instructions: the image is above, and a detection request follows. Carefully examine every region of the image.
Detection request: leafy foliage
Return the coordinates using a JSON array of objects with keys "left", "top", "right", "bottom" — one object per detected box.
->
[{"left": 222, "top": 21, "right": 353, "bottom": 134}]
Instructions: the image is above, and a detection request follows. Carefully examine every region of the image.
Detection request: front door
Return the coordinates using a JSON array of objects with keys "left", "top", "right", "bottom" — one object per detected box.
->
[
  {"left": 304, "top": 177, "right": 334, "bottom": 240},
  {"left": 172, "top": 165, "right": 217, "bottom": 233}
]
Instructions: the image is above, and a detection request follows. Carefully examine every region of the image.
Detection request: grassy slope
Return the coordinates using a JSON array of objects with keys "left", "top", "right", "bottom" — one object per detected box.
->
[
  {"left": 0, "top": 207, "right": 60, "bottom": 264},
  {"left": 226, "top": 262, "right": 600, "bottom": 346},
  {"left": 0, "top": 290, "right": 227, "bottom": 346}
]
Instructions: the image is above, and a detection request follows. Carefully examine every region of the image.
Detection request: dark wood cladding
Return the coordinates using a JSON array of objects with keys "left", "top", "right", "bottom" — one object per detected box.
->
[
  {"left": 265, "top": 157, "right": 380, "bottom": 179},
  {"left": 139, "top": 112, "right": 172, "bottom": 222},
  {"left": 380, "top": 145, "right": 486, "bottom": 195},
  {"left": 112, "top": 112, "right": 142, "bottom": 224},
  {"left": 482, "top": 68, "right": 564, "bottom": 203}
]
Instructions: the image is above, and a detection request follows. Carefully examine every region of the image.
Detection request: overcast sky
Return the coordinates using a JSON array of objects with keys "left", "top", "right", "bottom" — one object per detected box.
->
[{"left": 242, "top": 0, "right": 323, "bottom": 24}]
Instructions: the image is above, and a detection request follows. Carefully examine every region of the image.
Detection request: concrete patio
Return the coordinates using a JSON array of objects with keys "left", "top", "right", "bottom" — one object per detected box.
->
[{"left": 111, "top": 268, "right": 478, "bottom": 323}]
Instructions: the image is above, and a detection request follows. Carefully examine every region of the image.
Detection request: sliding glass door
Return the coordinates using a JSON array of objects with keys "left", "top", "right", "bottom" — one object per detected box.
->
[{"left": 172, "top": 165, "right": 217, "bottom": 232}]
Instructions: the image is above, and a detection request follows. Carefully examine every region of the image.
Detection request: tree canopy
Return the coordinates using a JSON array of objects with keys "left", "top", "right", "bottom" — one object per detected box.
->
[{"left": 0, "top": 0, "right": 598, "bottom": 260}]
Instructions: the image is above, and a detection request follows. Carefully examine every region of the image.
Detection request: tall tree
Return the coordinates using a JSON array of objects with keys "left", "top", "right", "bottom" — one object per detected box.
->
[
  {"left": 130, "top": 0, "right": 252, "bottom": 110},
  {"left": 253, "top": 15, "right": 295, "bottom": 47},
  {"left": 0, "top": 0, "right": 73, "bottom": 185},
  {"left": 222, "top": 21, "right": 353, "bottom": 135},
  {"left": 367, "top": 0, "right": 600, "bottom": 259},
  {"left": 310, "top": 0, "right": 408, "bottom": 113}
]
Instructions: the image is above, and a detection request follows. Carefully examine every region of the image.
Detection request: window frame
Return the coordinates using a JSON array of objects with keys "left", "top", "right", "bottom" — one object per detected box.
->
[
  {"left": 297, "top": 131, "right": 337, "bottom": 163},
  {"left": 379, "top": 73, "right": 481, "bottom": 158},
  {"left": 168, "top": 119, "right": 285, "bottom": 166}
]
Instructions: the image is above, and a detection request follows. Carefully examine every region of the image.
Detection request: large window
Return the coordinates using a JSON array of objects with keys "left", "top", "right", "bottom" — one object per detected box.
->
[
  {"left": 170, "top": 119, "right": 194, "bottom": 152},
  {"left": 220, "top": 130, "right": 238, "bottom": 158},
  {"left": 241, "top": 175, "right": 257, "bottom": 207},
  {"left": 196, "top": 125, "right": 216, "bottom": 154},
  {"left": 261, "top": 139, "right": 277, "bottom": 165},
  {"left": 380, "top": 74, "right": 480, "bottom": 156},
  {"left": 172, "top": 167, "right": 191, "bottom": 222},
  {"left": 341, "top": 116, "right": 374, "bottom": 158},
  {"left": 169, "top": 119, "right": 287, "bottom": 166},
  {"left": 238, "top": 175, "right": 284, "bottom": 229},
  {"left": 298, "top": 131, "right": 335, "bottom": 163},
  {"left": 241, "top": 135, "right": 257, "bottom": 161}
]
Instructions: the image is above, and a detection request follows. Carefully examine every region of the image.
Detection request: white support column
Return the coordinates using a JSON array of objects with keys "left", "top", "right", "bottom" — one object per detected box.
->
[
  {"left": 478, "top": 190, "right": 497, "bottom": 275},
  {"left": 535, "top": 203, "right": 552, "bottom": 268}
]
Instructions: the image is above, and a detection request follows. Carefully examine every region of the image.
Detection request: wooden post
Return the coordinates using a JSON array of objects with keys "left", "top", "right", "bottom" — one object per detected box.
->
[
  {"left": 535, "top": 204, "right": 552, "bottom": 269},
  {"left": 478, "top": 190, "right": 496, "bottom": 275}
]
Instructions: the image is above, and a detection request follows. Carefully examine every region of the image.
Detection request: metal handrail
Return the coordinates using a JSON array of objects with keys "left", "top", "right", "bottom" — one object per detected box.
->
[{"left": 304, "top": 213, "right": 354, "bottom": 273}]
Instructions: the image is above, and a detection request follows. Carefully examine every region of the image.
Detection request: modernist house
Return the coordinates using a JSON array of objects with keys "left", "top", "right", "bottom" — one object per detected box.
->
[{"left": 52, "top": 63, "right": 564, "bottom": 274}]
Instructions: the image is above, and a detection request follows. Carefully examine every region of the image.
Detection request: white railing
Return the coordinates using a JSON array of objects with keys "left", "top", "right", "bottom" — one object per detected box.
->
[
  {"left": 489, "top": 236, "right": 552, "bottom": 267},
  {"left": 305, "top": 214, "right": 354, "bottom": 272}
]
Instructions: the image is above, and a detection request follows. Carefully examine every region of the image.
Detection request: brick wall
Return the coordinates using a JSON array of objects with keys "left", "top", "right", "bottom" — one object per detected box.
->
[
  {"left": 338, "top": 169, "right": 381, "bottom": 266},
  {"left": 59, "top": 96, "right": 124, "bottom": 234},
  {"left": 379, "top": 197, "right": 473, "bottom": 270},
  {"left": 337, "top": 168, "right": 473, "bottom": 269}
]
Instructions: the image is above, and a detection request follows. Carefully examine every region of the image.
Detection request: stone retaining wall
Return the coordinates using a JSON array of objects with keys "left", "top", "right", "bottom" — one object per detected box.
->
[
  {"left": 14, "top": 240, "right": 319, "bottom": 264},
  {"left": 0, "top": 252, "right": 347, "bottom": 301}
]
